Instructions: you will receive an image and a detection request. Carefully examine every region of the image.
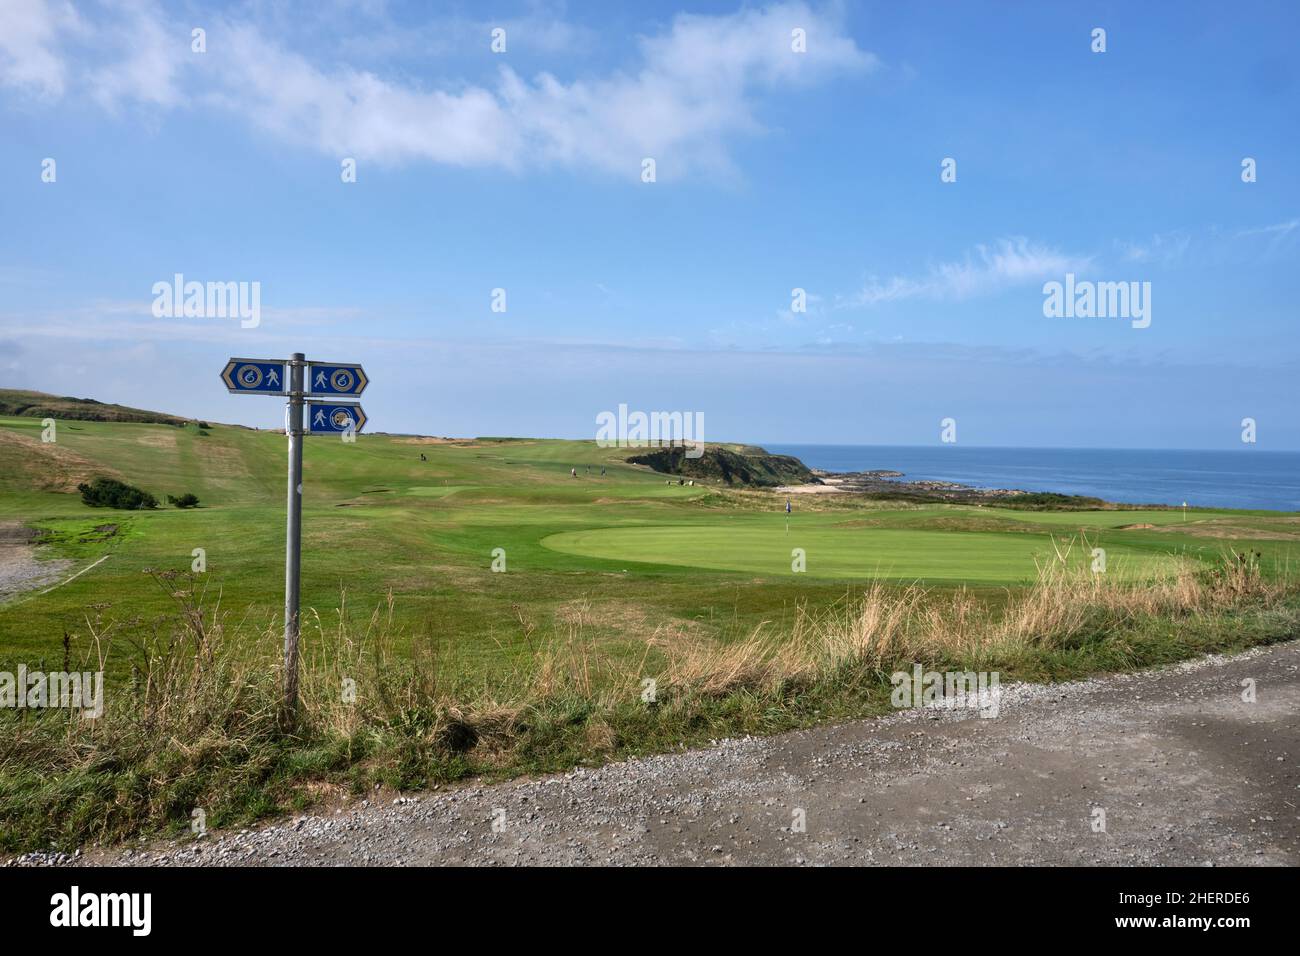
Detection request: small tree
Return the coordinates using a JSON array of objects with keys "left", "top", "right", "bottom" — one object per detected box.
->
[{"left": 77, "top": 477, "right": 158, "bottom": 510}]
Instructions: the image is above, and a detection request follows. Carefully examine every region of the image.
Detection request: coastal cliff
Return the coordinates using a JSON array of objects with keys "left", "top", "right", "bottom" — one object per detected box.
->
[{"left": 626, "top": 444, "right": 814, "bottom": 487}]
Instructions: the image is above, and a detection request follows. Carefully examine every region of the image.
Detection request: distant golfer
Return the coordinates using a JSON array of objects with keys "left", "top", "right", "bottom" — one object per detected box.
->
[
  {"left": 571, "top": 467, "right": 577, "bottom": 477},
  {"left": 786, "top": 499, "right": 792, "bottom": 515}
]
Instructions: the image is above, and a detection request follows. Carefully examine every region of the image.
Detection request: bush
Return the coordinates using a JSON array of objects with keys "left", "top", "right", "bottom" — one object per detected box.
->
[
  {"left": 167, "top": 493, "right": 201, "bottom": 509},
  {"left": 1001, "top": 492, "right": 1108, "bottom": 510},
  {"left": 77, "top": 477, "right": 157, "bottom": 510}
]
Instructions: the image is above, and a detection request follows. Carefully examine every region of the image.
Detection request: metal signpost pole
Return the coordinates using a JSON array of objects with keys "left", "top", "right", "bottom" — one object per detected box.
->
[
  {"left": 283, "top": 353, "right": 305, "bottom": 724},
  {"left": 220, "top": 353, "right": 367, "bottom": 727}
]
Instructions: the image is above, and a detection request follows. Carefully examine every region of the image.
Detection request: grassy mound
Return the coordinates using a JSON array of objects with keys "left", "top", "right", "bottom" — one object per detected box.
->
[{"left": 0, "top": 388, "right": 192, "bottom": 426}]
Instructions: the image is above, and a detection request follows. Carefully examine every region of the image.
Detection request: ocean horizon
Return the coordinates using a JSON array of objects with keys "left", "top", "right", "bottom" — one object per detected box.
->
[{"left": 762, "top": 444, "right": 1300, "bottom": 512}]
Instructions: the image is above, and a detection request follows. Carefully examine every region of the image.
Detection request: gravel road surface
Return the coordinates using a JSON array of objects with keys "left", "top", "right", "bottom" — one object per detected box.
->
[
  {"left": 18, "top": 640, "right": 1299, "bottom": 867},
  {"left": 0, "top": 522, "right": 69, "bottom": 601}
]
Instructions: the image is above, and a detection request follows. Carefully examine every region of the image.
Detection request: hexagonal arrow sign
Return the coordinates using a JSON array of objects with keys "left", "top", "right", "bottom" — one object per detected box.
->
[
  {"left": 221, "top": 358, "right": 287, "bottom": 395},
  {"left": 306, "top": 402, "right": 367, "bottom": 434},
  {"left": 306, "top": 362, "right": 368, "bottom": 398}
]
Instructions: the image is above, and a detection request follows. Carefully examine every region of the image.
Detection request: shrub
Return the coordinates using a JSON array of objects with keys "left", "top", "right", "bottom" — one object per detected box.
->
[
  {"left": 77, "top": 477, "right": 157, "bottom": 510},
  {"left": 167, "top": 493, "right": 201, "bottom": 509},
  {"left": 1002, "top": 492, "right": 1108, "bottom": 509}
]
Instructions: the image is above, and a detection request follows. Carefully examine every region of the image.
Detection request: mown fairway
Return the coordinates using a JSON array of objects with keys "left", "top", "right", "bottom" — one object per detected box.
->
[{"left": 2, "top": 413, "right": 1298, "bottom": 681}]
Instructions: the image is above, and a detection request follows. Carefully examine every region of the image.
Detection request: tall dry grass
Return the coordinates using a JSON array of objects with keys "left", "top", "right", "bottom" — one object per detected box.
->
[
  {"left": 658, "top": 546, "right": 1287, "bottom": 699},
  {"left": 0, "top": 548, "right": 1291, "bottom": 850},
  {"left": 6, "top": 549, "right": 1286, "bottom": 760}
]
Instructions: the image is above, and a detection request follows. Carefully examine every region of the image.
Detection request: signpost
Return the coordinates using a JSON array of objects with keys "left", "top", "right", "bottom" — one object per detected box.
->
[
  {"left": 306, "top": 402, "right": 368, "bottom": 435},
  {"left": 221, "top": 352, "right": 369, "bottom": 724},
  {"left": 307, "top": 362, "right": 368, "bottom": 397},
  {"left": 220, "top": 358, "right": 287, "bottom": 395}
]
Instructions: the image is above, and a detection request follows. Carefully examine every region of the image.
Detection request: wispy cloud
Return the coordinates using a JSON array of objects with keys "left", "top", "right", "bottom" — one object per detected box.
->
[
  {"left": 2, "top": 0, "right": 875, "bottom": 179},
  {"left": 1116, "top": 230, "right": 1193, "bottom": 266},
  {"left": 87, "top": 1, "right": 187, "bottom": 110},
  {"left": 1117, "top": 218, "right": 1300, "bottom": 266},
  {"left": 0, "top": 0, "right": 82, "bottom": 97},
  {"left": 841, "top": 237, "right": 1092, "bottom": 308},
  {"left": 336, "top": 6, "right": 601, "bottom": 62},
  {"left": 1235, "top": 217, "right": 1300, "bottom": 242}
]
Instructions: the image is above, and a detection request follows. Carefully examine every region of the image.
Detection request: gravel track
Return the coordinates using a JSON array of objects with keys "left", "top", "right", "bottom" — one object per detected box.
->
[
  {"left": 16, "top": 640, "right": 1299, "bottom": 867},
  {"left": 0, "top": 522, "right": 69, "bottom": 601}
]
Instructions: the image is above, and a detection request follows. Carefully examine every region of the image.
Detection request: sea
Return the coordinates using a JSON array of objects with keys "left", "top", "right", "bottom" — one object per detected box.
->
[{"left": 762, "top": 445, "right": 1300, "bottom": 512}]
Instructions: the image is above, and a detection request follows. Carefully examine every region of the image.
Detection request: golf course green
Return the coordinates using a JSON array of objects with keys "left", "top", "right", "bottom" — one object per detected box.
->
[
  {"left": 5, "top": 406, "right": 1300, "bottom": 850},
  {"left": 1, "top": 411, "right": 1296, "bottom": 680},
  {"left": 541, "top": 523, "right": 1188, "bottom": 583}
]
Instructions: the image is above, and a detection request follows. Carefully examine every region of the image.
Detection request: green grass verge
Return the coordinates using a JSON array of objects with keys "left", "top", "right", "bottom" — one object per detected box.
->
[{"left": 2, "top": 413, "right": 1299, "bottom": 851}]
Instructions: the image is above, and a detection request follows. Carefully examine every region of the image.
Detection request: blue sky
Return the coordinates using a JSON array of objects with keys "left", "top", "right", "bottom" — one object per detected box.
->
[{"left": 1, "top": 0, "right": 1297, "bottom": 449}]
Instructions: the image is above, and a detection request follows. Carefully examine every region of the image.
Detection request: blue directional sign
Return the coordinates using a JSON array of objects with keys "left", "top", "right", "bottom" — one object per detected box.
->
[
  {"left": 221, "top": 358, "right": 286, "bottom": 395},
  {"left": 306, "top": 402, "right": 367, "bottom": 434},
  {"left": 306, "top": 362, "right": 368, "bottom": 398},
  {"left": 219, "top": 351, "right": 374, "bottom": 717}
]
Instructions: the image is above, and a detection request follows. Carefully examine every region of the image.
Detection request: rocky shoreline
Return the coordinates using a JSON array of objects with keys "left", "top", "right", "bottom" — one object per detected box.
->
[{"left": 780, "top": 468, "right": 1030, "bottom": 502}]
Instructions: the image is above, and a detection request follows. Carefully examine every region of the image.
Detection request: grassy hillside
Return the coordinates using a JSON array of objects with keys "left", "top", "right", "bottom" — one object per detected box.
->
[
  {"left": 1, "top": 411, "right": 1298, "bottom": 850},
  {"left": 2, "top": 412, "right": 1298, "bottom": 677},
  {"left": 0, "top": 388, "right": 193, "bottom": 426}
]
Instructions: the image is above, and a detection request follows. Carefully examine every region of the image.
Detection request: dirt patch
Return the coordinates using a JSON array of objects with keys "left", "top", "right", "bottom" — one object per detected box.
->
[
  {"left": 776, "top": 483, "right": 845, "bottom": 495},
  {"left": 833, "top": 516, "right": 1031, "bottom": 534},
  {"left": 551, "top": 599, "right": 709, "bottom": 646},
  {"left": 305, "top": 521, "right": 374, "bottom": 548},
  {"left": 393, "top": 437, "right": 493, "bottom": 448},
  {"left": 0, "top": 521, "right": 72, "bottom": 601},
  {"left": 0, "top": 427, "right": 118, "bottom": 492},
  {"left": 1118, "top": 523, "right": 1157, "bottom": 530},
  {"left": 194, "top": 434, "right": 251, "bottom": 481},
  {"left": 552, "top": 599, "right": 655, "bottom": 633},
  {"left": 133, "top": 430, "right": 178, "bottom": 450},
  {"left": 591, "top": 496, "right": 683, "bottom": 505},
  {"left": 1150, "top": 523, "right": 1300, "bottom": 541}
]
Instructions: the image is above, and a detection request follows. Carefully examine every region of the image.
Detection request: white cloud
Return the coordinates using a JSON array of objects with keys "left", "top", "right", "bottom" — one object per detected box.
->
[
  {"left": 203, "top": 22, "right": 520, "bottom": 168},
  {"left": 5, "top": 0, "right": 875, "bottom": 178},
  {"left": 1234, "top": 217, "right": 1299, "bottom": 242},
  {"left": 88, "top": 0, "right": 187, "bottom": 110},
  {"left": 1117, "top": 230, "right": 1192, "bottom": 265},
  {"left": 843, "top": 237, "right": 1092, "bottom": 307},
  {"left": 0, "top": 0, "right": 81, "bottom": 97},
  {"left": 1118, "top": 218, "right": 1299, "bottom": 266}
]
